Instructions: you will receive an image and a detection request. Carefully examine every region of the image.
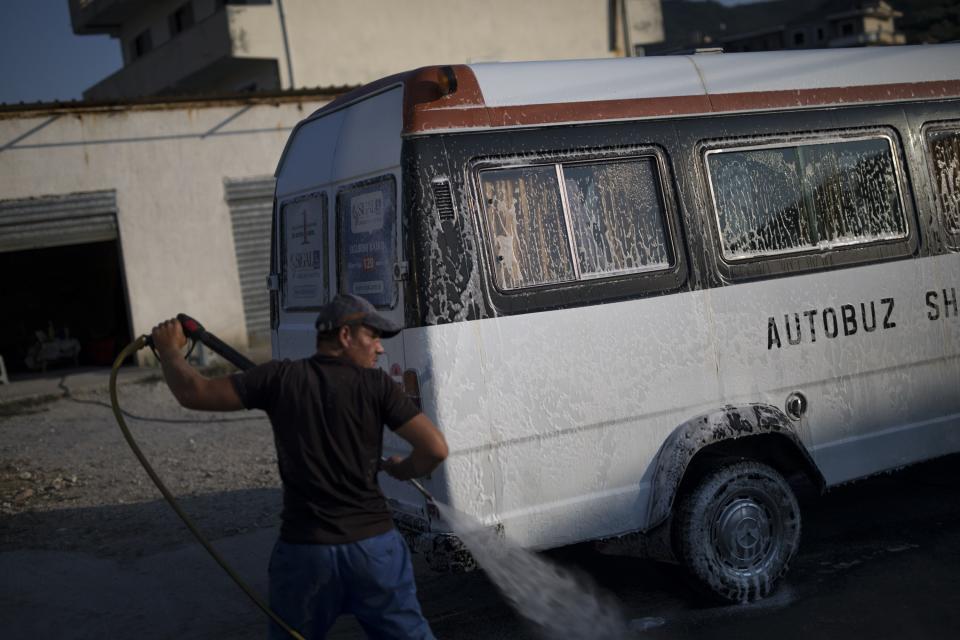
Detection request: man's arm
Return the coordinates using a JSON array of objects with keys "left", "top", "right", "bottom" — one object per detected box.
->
[
  {"left": 383, "top": 413, "right": 449, "bottom": 481},
  {"left": 152, "top": 319, "right": 244, "bottom": 412}
]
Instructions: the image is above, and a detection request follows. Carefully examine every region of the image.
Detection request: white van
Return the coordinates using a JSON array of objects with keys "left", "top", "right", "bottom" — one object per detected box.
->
[{"left": 269, "top": 44, "right": 960, "bottom": 601}]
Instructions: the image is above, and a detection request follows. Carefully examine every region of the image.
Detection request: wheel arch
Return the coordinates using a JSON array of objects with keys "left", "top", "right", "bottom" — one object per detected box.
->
[{"left": 645, "top": 403, "right": 825, "bottom": 533}]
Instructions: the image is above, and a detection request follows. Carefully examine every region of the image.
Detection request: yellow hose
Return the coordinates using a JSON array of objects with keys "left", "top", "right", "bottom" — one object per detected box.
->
[{"left": 109, "top": 336, "right": 305, "bottom": 640}]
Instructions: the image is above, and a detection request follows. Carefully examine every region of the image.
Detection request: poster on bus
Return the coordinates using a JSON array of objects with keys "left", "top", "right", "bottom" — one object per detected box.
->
[
  {"left": 339, "top": 176, "right": 396, "bottom": 308},
  {"left": 282, "top": 193, "right": 327, "bottom": 309}
]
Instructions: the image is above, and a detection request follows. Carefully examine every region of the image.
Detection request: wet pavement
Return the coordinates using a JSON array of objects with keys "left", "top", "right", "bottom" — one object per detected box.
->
[
  {"left": 2, "top": 363, "right": 958, "bottom": 639},
  {"left": 3, "top": 453, "right": 958, "bottom": 639},
  {"left": 418, "top": 454, "right": 960, "bottom": 640}
]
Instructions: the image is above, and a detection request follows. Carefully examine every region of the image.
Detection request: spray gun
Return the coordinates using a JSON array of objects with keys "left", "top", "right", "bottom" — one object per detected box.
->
[
  {"left": 145, "top": 313, "right": 255, "bottom": 371},
  {"left": 382, "top": 456, "right": 436, "bottom": 503}
]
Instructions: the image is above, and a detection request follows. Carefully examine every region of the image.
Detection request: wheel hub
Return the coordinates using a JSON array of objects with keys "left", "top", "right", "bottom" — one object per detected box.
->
[{"left": 713, "top": 497, "right": 776, "bottom": 570}]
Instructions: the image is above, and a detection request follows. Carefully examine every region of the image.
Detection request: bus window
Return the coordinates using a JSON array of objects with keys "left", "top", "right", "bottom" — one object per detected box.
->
[
  {"left": 564, "top": 159, "right": 672, "bottom": 278},
  {"left": 479, "top": 155, "right": 674, "bottom": 292},
  {"left": 281, "top": 192, "right": 328, "bottom": 310},
  {"left": 706, "top": 134, "right": 906, "bottom": 261},
  {"left": 337, "top": 176, "right": 397, "bottom": 308},
  {"left": 480, "top": 165, "right": 573, "bottom": 290},
  {"left": 926, "top": 127, "right": 960, "bottom": 243}
]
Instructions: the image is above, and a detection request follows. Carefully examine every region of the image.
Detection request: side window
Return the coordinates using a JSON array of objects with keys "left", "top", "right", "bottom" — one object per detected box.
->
[
  {"left": 337, "top": 176, "right": 397, "bottom": 307},
  {"left": 565, "top": 159, "right": 672, "bottom": 277},
  {"left": 706, "top": 134, "right": 907, "bottom": 262},
  {"left": 925, "top": 126, "right": 960, "bottom": 245},
  {"left": 480, "top": 166, "right": 572, "bottom": 290},
  {"left": 280, "top": 192, "right": 327, "bottom": 309},
  {"left": 478, "top": 155, "right": 673, "bottom": 292}
]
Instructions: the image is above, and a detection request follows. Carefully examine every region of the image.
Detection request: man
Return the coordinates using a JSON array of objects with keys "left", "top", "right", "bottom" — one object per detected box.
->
[{"left": 151, "top": 294, "right": 448, "bottom": 639}]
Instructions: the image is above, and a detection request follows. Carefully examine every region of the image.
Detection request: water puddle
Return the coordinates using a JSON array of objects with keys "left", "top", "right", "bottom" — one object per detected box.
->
[{"left": 433, "top": 501, "right": 630, "bottom": 639}]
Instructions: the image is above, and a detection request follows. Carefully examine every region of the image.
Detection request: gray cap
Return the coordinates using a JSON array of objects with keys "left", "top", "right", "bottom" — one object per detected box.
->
[{"left": 314, "top": 294, "right": 402, "bottom": 338}]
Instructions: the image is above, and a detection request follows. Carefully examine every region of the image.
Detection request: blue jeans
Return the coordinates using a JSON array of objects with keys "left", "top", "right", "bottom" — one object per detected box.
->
[{"left": 267, "top": 529, "right": 435, "bottom": 640}]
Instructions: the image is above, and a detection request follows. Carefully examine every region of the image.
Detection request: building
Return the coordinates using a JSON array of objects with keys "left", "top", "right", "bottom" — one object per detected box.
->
[
  {"left": 0, "top": 93, "right": 330, "bottom": 371},
  {"left": 721, "top": 0, "right": 906, "bottom": 53},
  {"left": 70, "top": 0, "right": 664, "bottom": 101}
]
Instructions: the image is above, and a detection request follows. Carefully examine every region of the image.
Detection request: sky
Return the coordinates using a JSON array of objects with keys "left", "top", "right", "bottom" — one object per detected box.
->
[
  {"left": 0, "top": 0, "right": 765, "bottom": 105},
  {"left": 0, "top": 0, "right": 122, "bottom": 104}
]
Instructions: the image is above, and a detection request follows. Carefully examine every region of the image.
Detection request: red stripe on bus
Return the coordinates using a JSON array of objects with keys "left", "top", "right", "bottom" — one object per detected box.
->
[{"left": 402, "top": 78, "right": 960, "bottom": 134}]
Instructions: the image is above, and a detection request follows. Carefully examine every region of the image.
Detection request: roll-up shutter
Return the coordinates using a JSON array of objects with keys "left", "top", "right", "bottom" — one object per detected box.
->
[
  {"left": 225, "top": 176, "right": 275, "bottom": 344},
  {"left": 0, "top": 190, "right": 117, "bottom": 253}
]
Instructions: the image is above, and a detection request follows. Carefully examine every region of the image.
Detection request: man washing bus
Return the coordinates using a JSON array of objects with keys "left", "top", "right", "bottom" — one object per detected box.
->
[{"left": 151, "top": 294, "right": 448, "bottom": 639}]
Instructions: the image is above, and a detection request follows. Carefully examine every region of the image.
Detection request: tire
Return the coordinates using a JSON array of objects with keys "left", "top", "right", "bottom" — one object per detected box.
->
[{"left": 675, "top": 460, "right": 801, "bottom": 603}]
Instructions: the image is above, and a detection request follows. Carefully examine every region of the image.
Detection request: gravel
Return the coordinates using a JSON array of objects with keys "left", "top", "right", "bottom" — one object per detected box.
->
[{"left": 0, "top": 378, "right": 282, "bottom": 559}]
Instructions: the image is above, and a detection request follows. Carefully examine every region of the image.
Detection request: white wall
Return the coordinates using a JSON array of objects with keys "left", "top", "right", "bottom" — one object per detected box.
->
[
  {"left": 0, "top": 96, "right": 329, "bottom": 359},
  {"left": 85, "top": 0, "right": 621, "bottom": 97},
  {"left": 281, "top": 0, "right": 614, "bottom": 88}
]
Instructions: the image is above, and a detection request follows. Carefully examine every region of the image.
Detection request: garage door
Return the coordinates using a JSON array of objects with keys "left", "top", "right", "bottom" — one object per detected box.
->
[
  {"left": 225, "top": 176, "right": 275, "bottom": 345},
  {"left": 0, "top": 190, "right": 117, "bottom": 253}
]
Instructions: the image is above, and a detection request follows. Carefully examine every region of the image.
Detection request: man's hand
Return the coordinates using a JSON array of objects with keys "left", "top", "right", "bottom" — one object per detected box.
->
[
  {"left": 383, "top": 414, "right": 448, "bottom": 480},
  {"left": 381, "top": 455, "right": 407, "bottom": 480},
  {"left": 150, "top": 317, "right": 244, "bottom": 412},
  {"left": 151, "top": 318, "right": 188, "bottom": 359}
]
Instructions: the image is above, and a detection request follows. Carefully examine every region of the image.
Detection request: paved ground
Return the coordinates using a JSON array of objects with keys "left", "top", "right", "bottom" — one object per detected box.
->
[{"left": 2, "top": 366, "right": 958, "bottom": 639}]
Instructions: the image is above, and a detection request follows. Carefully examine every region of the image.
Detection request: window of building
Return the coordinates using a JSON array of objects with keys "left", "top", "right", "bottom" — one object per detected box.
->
[
  {"left": 337, "top": 176, "right": 397, "bottom": 308},
  {"left": 169, "top": 3, "right": 195, "bottom": 37},
  {"left": 705, "top": 134, "right": 906, "bottom": 262},
  {"left": 281, "top": 192, "right": 328, "bottom": 310},
  {"left": 793, "top": 31, "right": 806, "bottom": 46},
  {"left": 478, "top": 156, "right": 673, "bottom": 291},
  {"left": 925, "top": 126, "right": 960, "bottom": 242},
  {"left": 841, "top": 21, "right": 855, "bottom": 36},
  {"left": 131, "top": 29, "right": 153, "bottom": 59},
  {"left": 816, "top": 27, "right": 825, "bottom": 41}
]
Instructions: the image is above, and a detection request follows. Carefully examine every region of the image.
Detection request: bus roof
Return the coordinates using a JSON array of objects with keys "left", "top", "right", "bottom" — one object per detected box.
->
[{"left": 306, "top": 43, "right": 960, "bottom": 135}]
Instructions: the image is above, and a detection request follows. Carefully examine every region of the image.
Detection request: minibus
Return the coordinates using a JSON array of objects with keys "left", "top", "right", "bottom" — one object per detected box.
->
[{"left": 268, "top": 44, "right": 960, "bottom": 601}]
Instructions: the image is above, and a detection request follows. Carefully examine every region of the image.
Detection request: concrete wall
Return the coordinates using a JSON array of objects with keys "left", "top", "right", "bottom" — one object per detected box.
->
[
  {"left": 279, "top": 0, "right": 614, "bottom": 88},
  {"left": 0, "top": 96, "right": 329, "bottom": 358},
  {"left": 83, "top": 0, "right": 621, "bottom": 98}
]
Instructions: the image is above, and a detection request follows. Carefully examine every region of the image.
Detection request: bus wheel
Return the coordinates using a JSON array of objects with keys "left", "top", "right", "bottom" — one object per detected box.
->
[{"left": 676, "top": 460, "right": 800, "bottom": 603}]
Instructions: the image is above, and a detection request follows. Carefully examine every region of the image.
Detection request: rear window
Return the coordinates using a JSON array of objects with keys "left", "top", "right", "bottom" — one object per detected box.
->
[
  {"left": 925, "top": 126, "right": 960, "bottom": 243},
  {"left": 479, "top": 156, "right": 673, "bottom": 292},
  {"left": 705, "top": 134, "right": 907, "bottom": 261},
  {"left": 337, "top": 175, "right": 397, "bottom": 308}
]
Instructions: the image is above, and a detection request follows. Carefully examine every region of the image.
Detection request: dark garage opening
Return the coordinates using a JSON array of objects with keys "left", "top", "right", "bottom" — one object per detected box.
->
[{"left": 0, "top": 240, "right": 132, "bottom": 375}]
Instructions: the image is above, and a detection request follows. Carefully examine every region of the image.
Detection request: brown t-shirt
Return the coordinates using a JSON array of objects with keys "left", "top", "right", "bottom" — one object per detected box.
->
[{"left": 231, "top": 354, "right": 420, "bottom": 544}]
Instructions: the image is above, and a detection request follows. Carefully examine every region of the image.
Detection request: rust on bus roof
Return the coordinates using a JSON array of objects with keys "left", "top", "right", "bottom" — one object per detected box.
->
[
  {"left": 404, "top": 75, "right": 960, "bottom": 134},
  {"left": 305, "top": 61, "right": 960, "bottom": 136}
]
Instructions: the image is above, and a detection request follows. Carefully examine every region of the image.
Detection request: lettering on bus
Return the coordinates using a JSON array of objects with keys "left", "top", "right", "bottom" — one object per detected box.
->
[
  {"left": 767, "top": 298, "right": 896, "bottom": 350},
  {"left": 926, "top": 287, "right": 958, "bottom": 321}
]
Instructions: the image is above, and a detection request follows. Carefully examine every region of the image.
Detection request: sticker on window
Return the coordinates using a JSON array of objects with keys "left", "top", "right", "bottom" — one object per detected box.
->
[
  {"left": 351, "top": 191, "right": 385, "bottom": 234},
  {"left": 339, "top": 177, "right": 397, "bottom": 307},
  {"left": 282, "top": 193, "right": 326, "bottom": 308}
]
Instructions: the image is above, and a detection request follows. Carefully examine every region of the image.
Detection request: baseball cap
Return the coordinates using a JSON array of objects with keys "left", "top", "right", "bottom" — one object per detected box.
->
[{"left": 314, "top": 294, "right": 402, "bottom": 338}]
